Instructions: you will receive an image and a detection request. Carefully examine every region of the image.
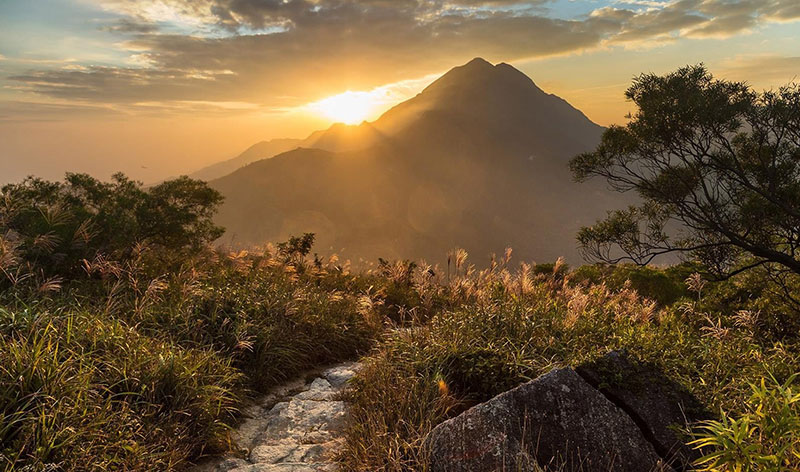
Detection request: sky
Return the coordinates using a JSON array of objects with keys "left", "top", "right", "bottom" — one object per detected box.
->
[{"left": 1, "top": 0, "right": 798, "bottom": 184}]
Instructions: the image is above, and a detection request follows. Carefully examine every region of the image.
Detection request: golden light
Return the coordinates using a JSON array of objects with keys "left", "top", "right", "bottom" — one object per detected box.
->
[{"left": 307, "top": 90, "right": 375, "bottom": 124}]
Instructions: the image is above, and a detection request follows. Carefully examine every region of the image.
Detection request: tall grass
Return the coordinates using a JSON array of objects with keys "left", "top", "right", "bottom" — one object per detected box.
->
[
  {"left": 3, "top": 216, "right": 798, "bottom": 471},
  {"left": 691, "top": 374, "right": 800, "bottom": 471},
  {"left": 0, "top": 304, "right": 241, "bottom": 470},
  {"left": 0, "top": 243, "right": 379, "bottom": 471},
  {"left": 337, "top": 253, "right": 800, "bottom": 471}
]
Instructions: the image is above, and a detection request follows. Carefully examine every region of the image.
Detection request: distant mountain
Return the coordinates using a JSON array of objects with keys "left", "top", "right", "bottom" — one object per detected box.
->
[
  {"left": 211, "top": 58, "right": 625, "bottom": 264},
  {"left": 301, "top": 122, "right": 385, "bottom": 152},
  {"left": 190, "top": 139, "right": 303, "bottom": 181},
  {"left": 192, "top": 122, "right": 385, "bottom": 182}
]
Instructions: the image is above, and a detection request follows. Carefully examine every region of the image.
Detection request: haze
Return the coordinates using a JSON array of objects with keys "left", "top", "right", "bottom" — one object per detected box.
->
[{"left": 1, "top": 0, "right": 799, "bottom": 184}]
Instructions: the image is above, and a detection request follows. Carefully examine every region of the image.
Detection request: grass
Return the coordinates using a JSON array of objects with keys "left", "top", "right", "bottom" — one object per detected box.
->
[
  {"left": 0, "top": 243, "right": 378, "bottom": 471},
  {"left": 335, "top": 256, "right": 800, "bottom": 471},
  {"left": 0, "top": 305, "right": 240, "bottom": 470},
  {"left": 2, "top": 233, "right": 798, "bottom": 471},
  {"left": 691, "top": 374, "right": 800, "bottom": 471}
]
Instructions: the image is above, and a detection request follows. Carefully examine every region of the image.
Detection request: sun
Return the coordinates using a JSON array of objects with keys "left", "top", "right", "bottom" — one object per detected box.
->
[{"left": 308, "top": 90, "right": 375, "bottom": 125}]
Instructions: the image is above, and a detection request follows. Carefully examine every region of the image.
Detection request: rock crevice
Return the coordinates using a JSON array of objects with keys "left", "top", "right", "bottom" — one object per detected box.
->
[{"left": 575, "top": 351, "right": 713, "bottom": 471}]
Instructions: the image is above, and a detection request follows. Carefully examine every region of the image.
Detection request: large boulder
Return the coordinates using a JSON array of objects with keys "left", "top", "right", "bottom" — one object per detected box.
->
[
  {"left": 424, "top": 367, "right": 670, "bottom": 472},
  {"left": 576, "top": 351, "right": 713, "bottom": 470}
]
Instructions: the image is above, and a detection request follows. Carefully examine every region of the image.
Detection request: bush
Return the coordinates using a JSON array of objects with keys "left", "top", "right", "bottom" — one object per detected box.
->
[
  {"left": 0, "top": 173, "right": 223, "bottom": 281},
  {"left": 691, "top": 374, "right": 800, "bottom": 471},
  {"left": 571, "top": 263, "right": 689, "bottom": 306}
]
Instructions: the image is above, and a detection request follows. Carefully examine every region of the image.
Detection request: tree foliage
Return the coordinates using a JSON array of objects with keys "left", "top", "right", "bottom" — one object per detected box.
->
[
  {"left": 0, "top": 173, "right": 224, "bottom": 278},
  {"left": 571, "top": 65, "right": 800, "bottom": 278}
]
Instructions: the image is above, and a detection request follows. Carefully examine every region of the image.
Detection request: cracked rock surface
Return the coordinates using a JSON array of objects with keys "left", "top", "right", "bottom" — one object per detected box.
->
[
  {"left": 424, "top": 367, "right": 671, "bottom": 472},
  {"left": 193, "top": 363, "right": 359, "bottom": 472}
]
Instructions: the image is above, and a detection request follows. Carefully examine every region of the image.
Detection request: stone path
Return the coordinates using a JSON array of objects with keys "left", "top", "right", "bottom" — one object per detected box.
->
[{"left": 194, "top": 363, "right": 359, "bottom": 472}]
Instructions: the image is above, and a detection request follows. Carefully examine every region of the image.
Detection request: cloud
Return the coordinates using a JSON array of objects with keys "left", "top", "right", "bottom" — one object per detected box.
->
[
  {"left": 593, "top": 2, "right": 707, "bottom": 43},
  {"left": 0, "top": 100, "right": 122, "bottom": 123},
  {"left": 762, "top": 0, "right": 800, "bottom": 21},
  {"left": 100, "top": 18, "right": 161, "bottom": 33},
  {"left": 7, "top": 0, "right": 800, "bottom": 114},
  {"left": 596, "top": 0, "right": 799, "bottom": 43},
  {"left": 11, "top": 10, "right": 609, "bottom": 106}
]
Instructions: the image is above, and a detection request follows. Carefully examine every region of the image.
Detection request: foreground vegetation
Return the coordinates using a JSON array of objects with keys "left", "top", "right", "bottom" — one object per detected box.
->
[
  {"left": 338, "top": 256, "right": 800, "bottom": 471},
  {"left": 1, "top": 174, "right": 798, "bottom": 471}
]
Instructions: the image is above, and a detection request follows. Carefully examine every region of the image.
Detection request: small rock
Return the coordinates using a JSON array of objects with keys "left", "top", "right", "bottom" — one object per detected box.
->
[
  {"left": 227, "top": 464, "right": 328, "bottom": 472},
  {"left": 323, "top": 363, "right": 358, "bottom": 388},
  {"left": 215, "top": 457, "right": 249, "bottom": 471},
  {"left": 257, "top": 398, "right": 347, "bottom": 444},
  {"left": 249, "top": 443, "right": 326, "bottom": 463},
  {"left": 294, "top": 378, "right": 336, "bottom": 401}
]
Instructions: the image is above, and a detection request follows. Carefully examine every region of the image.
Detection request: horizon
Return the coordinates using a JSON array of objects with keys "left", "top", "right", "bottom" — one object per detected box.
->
[{"left": 1, "top": 0, "right": 799, "bottom": 185}]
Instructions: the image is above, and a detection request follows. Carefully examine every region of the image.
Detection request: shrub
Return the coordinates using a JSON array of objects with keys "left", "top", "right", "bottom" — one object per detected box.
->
[
  {"left": 691, "top": 374, "right": 800, "bottom": 471},
  {"left": 0, "top": 173, "right": 223, "bottom": 282},
  {"left": 571, "top": 263, "right": 689, "bottom": 306}
]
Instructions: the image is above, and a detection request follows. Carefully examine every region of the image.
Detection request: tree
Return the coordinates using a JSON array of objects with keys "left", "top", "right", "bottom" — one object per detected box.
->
[
  {"left": 0, "top": 173, "right": 224, "bottom": 278},
  {"left": 570, "top": 65, "right": 800, "bottom": 278}
]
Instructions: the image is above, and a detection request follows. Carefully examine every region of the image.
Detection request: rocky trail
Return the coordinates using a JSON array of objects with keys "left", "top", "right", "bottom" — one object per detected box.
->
[{"left": 194, "top": 363, "right": 359, "bottom": 472}]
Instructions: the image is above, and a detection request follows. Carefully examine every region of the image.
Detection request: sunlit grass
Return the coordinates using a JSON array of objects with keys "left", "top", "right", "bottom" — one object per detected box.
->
[
  {"left": 336, "top": 252, "right": 800, "bottom": 471},
  {"left": 0, "top": 242, "right": 378, "bottom": 471}
]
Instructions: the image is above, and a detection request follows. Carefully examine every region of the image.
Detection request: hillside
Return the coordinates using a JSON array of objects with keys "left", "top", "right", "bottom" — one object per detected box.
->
[
  {"left": 190, "top": 138, "right": 303, "bottom": 181},
  {"left": 211, "top": 58, "right": 624, "bottom": 264}
]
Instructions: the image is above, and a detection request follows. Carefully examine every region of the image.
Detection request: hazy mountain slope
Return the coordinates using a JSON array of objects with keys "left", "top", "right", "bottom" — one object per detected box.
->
[
  {"left": 300, "top": 122, "right": 386, "bottom": 152},
  {"left": 193, "top": 122, "right": 381, "bottom": 182},
  {"left": 190, "top": 138, "right": 302, "bottom": 181},
  {"left": 212, "top": 58, "right": 625, "bottom": 265}
]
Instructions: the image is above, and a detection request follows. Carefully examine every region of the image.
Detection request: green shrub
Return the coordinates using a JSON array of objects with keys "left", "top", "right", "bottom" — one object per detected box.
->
[
  {"left": 0, "top": 173, "right": 223, "bottom": 282},
  {"left": 691, "top": 373, "right": 800, "bottom": 471}
]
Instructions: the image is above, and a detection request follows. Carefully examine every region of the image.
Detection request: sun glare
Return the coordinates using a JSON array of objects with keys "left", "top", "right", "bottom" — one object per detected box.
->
[{"left": 308, "top": 90, "right": 375, "bottom": 124}]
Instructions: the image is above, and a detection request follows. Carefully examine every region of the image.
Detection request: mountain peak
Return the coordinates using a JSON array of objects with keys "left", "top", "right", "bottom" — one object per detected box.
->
[
  {"left": 401, "top": 58, "right": 545, "bottom": 110},
  {"left": 211, "top": 57, "right": 611, "bottom": 264},
  {"left": 461, "top": 57, "right": 493, "bottom": 69},
  {"left": 369, "top": 57, "right": 596, "bottom": 141}
]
